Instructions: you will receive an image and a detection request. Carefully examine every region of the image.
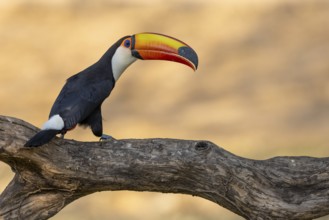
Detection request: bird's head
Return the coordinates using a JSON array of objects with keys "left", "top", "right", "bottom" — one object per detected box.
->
[{"left": 110, "top": 32, "right": 198, "bottom": 81}]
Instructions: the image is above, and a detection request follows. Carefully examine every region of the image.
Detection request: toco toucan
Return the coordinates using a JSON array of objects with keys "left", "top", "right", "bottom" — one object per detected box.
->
[{"left": 25, "top": 32, "right": 198, "bottom": 147}]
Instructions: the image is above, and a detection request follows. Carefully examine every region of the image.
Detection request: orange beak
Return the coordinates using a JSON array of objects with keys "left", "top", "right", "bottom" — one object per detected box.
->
[{"left": 131, "top": 33, "right": 198, "bottom": 71}]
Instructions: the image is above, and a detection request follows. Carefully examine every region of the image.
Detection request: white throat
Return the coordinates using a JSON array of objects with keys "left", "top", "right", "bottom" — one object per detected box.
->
[{"left": 111, "top": 46, "right": 137, "bottom": 81}]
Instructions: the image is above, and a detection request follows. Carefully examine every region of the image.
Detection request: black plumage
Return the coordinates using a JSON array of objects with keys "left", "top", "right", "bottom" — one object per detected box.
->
[
  {"left": 25, "top": 129, "right": 59, "bottom": 147},
  {"left": 25, "top": 36, "right": 127, "bottom": 147},
  {"left": 50, "top": 64, "right": 114, "bottom": 134}
]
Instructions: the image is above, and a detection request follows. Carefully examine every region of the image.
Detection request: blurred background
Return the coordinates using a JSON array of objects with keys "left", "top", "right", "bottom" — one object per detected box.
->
[{"left": 1, "top": 0, "right": 329, "bottom": 219}]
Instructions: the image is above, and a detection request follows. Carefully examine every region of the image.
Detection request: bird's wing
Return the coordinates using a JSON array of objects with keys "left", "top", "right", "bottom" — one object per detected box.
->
[{"left": 49, "top": 75, "right": 114, "bottom": 130}]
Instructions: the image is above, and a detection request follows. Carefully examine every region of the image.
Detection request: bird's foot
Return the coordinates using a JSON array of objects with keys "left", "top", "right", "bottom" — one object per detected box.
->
[
  {"left": 59, "top": 133, "right": 65, "bottom": 139},
  {"left": 99, "top": 134, "right": 115, "bottom": 142},
  {"left": 59, "top": 131, "right": 67, "bottom": 139}
]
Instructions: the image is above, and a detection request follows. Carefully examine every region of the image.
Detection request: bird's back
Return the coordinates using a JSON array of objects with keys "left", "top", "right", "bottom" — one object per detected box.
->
[{"left": 49, "top": 62, "right": 115, "bottom": 130}]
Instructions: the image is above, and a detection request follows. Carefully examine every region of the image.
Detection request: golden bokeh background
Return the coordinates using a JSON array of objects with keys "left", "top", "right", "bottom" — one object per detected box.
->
[{"left": 1, "top": 0, "right": 329, "bottom": 219}]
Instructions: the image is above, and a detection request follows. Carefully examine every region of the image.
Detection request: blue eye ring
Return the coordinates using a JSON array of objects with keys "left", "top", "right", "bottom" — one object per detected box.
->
[{"left": 124, "top": 39, "right": 131, "bottom": 48}]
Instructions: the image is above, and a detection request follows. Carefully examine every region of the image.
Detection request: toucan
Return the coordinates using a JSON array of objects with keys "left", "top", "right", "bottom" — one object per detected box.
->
[{"left": 25, "top": 32, "right": 198, "bottom": 147}]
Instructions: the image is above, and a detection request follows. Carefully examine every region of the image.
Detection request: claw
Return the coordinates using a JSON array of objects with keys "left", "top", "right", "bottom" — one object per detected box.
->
[{"left": 99, "top": 134, "right": 114, "bottom": 142}]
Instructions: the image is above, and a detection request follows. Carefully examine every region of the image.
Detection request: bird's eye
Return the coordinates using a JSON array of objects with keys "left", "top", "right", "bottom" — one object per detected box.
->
[{"left": 123, "top": 39, "right": 131, "bottom": 48}]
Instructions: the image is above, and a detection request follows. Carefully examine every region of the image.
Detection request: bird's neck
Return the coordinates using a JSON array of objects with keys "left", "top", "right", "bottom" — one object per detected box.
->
[
  {"left": 99, "top": 38, "right": 137, "bottom": 82},
  {"left": 111, "top": 47, "right": 137, "bottom": 81}
]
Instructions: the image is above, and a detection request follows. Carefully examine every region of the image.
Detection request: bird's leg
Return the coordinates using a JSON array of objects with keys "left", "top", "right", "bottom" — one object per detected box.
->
[
  {"left": 99, "top": 134, "right": 114, "bottom": 141},
  {"left": 59, "top": 131, "right": 66, "bottom": 139}
]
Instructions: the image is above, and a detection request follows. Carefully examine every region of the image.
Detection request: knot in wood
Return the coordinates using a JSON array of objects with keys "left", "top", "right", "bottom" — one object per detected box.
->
[{"left": 194, "top": 141, "right": 210, "bottom": 152}]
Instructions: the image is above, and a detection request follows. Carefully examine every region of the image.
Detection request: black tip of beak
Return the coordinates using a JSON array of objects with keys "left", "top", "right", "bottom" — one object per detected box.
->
[{"left": 178, "top": 46, "right": 199, "bottom": 70}]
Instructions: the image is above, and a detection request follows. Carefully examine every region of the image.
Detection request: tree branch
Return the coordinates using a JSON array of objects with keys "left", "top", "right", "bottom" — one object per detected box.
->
[{"left": 1, "top": 115, "right": 329, "bottom": 220}]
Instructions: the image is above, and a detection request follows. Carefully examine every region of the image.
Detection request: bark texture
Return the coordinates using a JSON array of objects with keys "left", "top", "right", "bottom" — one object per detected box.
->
[{"left": 0, "top": 115, "right": 329, "bottom": 220}]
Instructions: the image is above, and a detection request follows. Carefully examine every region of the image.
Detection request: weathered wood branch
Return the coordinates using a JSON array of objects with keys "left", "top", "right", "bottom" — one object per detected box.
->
[{"left": 1, "top": 115, "right": 329, "bottom": 220}]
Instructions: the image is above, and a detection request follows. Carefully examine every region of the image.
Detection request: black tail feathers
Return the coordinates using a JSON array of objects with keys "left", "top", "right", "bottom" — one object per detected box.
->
[{"left": 24, "top": 129, "right": 59, "bottom": 147}]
